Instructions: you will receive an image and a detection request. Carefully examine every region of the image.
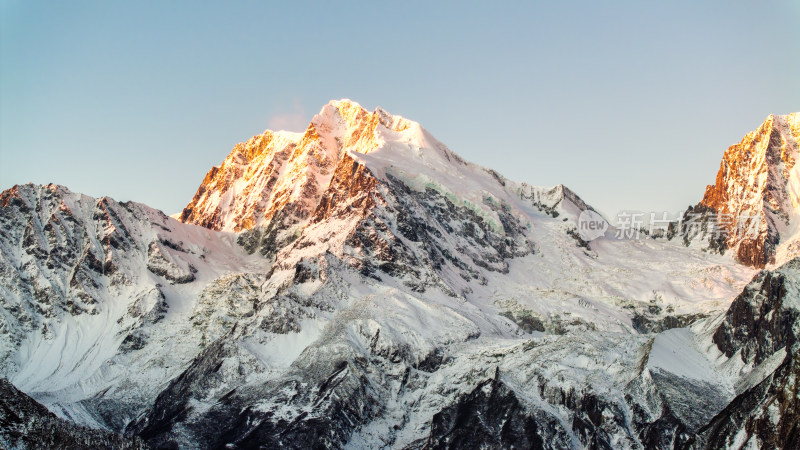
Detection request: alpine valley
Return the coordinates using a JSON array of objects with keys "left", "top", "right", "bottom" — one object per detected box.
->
[{"left": 1, "top": 100, "right": 799, "bottom": 449}]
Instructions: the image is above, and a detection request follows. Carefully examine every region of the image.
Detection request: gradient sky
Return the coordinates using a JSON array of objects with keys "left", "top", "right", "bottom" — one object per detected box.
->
[{"left": 2, "top": 1, "right": 799, "bottom": 218}]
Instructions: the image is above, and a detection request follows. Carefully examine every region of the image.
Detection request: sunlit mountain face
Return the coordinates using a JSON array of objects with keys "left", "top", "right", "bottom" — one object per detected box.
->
[{"left": 697, "top": 114, "right": 800, "bottom": 268}]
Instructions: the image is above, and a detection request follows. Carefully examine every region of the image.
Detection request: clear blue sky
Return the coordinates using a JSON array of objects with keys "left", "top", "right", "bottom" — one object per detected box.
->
[{"left": 2, "top": 1, "right": 798, "bottom": 217}]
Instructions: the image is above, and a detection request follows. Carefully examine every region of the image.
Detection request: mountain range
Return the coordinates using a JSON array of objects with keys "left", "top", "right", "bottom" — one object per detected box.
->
[{"left": 1, "top": 100, "right": 798, "bottom": 449}]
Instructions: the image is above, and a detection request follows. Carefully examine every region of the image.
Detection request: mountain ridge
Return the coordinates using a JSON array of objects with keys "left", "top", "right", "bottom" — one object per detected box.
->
[{"left": 178, "top": 99, "right": 590, "bottom": 235}]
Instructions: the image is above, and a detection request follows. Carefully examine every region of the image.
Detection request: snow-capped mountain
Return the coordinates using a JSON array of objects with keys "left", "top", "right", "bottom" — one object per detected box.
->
[
  {"left": 1, "top": 100, "right": 798, "bottom": 449},
  {"left": 0, "top": 183, "right": 267, "bottom": 433},
  {"left": 179, "top": 100, "right": 755, "bottom": 328},
  {"left": 693, "top": 113, "right": 800, "bottom": 268}
]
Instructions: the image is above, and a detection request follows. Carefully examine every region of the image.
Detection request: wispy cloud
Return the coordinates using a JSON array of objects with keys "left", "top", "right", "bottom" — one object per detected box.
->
[{"left": 268, "top": 100, "right": 308, "bottom": 132}]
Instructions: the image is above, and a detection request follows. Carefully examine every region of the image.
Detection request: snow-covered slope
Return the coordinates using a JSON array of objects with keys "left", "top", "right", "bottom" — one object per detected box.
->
[
  {"left": 1, "top": 101, "right": 797, "bottom": 449},
  {"left": 0, "top": 183, "right": 267, "bottom": 430}
]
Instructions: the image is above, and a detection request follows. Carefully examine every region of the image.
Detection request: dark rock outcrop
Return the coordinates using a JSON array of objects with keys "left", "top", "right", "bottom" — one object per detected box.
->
[
  {"left": 0, "top": 378, "right": 146, "bottom": 450},
  {"left": 425, "top": 375, "right": 545, "bottom": 450}
]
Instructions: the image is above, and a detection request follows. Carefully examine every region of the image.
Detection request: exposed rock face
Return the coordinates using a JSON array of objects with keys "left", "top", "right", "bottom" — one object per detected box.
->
[
  {"left": 0, "top": 378, "right": 145, "bottom": 449},
  {"left": 712, "top": 266, "right": 799, "bottom": 366},
  {"left": 692, "top": 353, "right": 800, "bottom": 450},
  {"left": 0, "top": 184, "right": 123, "bottom": 325},
  {"left": 689, "top": 258, "right": 800, "bottom": 449},
  {"left": 179, "top": 100, "right": 412, "bottom": 233},
  {"left": 425, "top": 374, "right": 544, "bottom": 449},
  {"left": 630, "top": 312, "right": 709, "bottom": 334},
  {"left": 693, "top": 113, "right": 800, "bottom": 267}
]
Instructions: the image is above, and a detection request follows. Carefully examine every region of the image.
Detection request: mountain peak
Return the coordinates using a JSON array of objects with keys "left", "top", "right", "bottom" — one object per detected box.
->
[
  {"left": 696, "top": 112, "right": 800, "bottom": 267},
  {"left": 179, "top": 100, "right": 425, "bottom": 232},
  {"left": 312, "top": 99, "right": 413, "bottom": 140},
  {"left": 700, "top": 113, "right": 800, "bottom": 212},
  {"left": 180, "top": 98, "right": 478, "bottom": 233}
]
